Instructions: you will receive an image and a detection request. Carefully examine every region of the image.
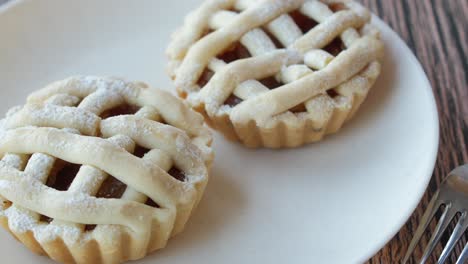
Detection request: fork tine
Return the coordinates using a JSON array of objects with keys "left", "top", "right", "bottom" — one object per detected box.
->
[
  {"left": 420, "top": 203, "right": 457, "bottom": 264},
  {"left": 455, "top": 242, "right": 468, "bottom": 264},
  {"left": 403, "top": 191, "right": 443, "bottom": 264},
  {"left": 438, "top": 211, "right": 468, "bottom": 264}
]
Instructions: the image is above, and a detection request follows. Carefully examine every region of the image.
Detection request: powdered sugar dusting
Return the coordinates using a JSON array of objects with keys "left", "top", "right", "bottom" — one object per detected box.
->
[
  {"left": 0, "top": 179, "right": 11, "bottom": 190},
  {"left": 25, "top": 153, "right": 55, "bottom": 182},
  {"left": 0, "top": 199, "right": 83, "bottom": 243},
  {"left": 64, "top": 192, "right": 105, "bottom": 214},
  {"left": 1, "top": 154, "right": 24, "bottom": 170},
  {"left": 79, "top": 89, "right": 124, "bottom": 115},
  {"left": 78, "top": 76, "right": 138, "bottom": 100},
  {"left": 6, "top": 105, "right": 23, "bottom": 117},
  {"left": 27, "top": 104, "right": 99, "bottom": 135},
  {"left": 45, "top": 94, "right": 80, "bottom": 107},
  {"left": 218, "top": 104, "right": 233, "bottom": 114},
  {"left": 35, "top": 222, "right": 82, "bottom": 244},
  {"left": 175, "top": 134, "right": 201, "bottom": 163},
  {"left": 107, "top": 134, "right": 135, "bottom": 151},
  {"left": 3, "top": 206, "right": 36, "bottom": 233}
]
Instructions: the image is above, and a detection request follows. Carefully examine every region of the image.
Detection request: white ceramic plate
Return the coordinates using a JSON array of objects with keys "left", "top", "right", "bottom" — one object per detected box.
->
[{"left": 0, "top": 0, "right": 439, "bottom": 263}]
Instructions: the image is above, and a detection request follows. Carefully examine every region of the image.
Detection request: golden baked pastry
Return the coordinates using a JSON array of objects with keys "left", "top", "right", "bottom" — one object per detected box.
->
[
  {"left": 0, "top": 76, "right": 213, "bottom": 263},
  {"left": 167, "top": 0, "right": 384, "bottom": 148}
]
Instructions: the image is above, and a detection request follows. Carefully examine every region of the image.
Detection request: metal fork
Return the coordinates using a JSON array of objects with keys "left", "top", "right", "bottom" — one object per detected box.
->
[{"left": 403, "top": 164, "right": 468, "bottom": 264}]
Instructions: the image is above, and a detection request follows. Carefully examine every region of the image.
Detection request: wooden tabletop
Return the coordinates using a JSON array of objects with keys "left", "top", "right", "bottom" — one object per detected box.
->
[
  {"left": 360, "top": 0, "right": 468, "bottom": 263},
  {"left": 0, "top": 0, "right": 466, "bottom": 263}
]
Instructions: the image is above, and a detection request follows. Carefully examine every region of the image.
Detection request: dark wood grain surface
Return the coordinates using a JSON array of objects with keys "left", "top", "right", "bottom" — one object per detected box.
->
[
  {"left": 359, "top": 0, "right": 468, "bottom": 263},
  {"left": 0, "top": 0, "right": 466, "bottom": 263}
]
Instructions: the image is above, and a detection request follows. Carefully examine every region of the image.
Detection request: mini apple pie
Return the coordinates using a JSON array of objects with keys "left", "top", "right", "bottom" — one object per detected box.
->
[
  {"left": 167, "top": 0, "right": 384, "bottom": 148},
  {"left": 0, "top": 76, "right": 213, "bottom": 263}
]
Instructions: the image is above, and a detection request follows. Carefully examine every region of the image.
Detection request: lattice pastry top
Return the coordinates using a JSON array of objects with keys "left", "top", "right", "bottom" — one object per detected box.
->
[
  {"left": 167, "top": 0, "right": 384, "bottom": 148},
  {"left": 0, "top": 76, "right": 213, "bottom": 264}
]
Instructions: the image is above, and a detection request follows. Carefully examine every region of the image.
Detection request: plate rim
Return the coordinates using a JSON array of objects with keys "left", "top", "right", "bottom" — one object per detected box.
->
[
  {"left": 0, "top": 1, "right": 440, "bottom": 262},
  {"left": 359, "top": 15, "right": 440, "bottom": 263}
]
